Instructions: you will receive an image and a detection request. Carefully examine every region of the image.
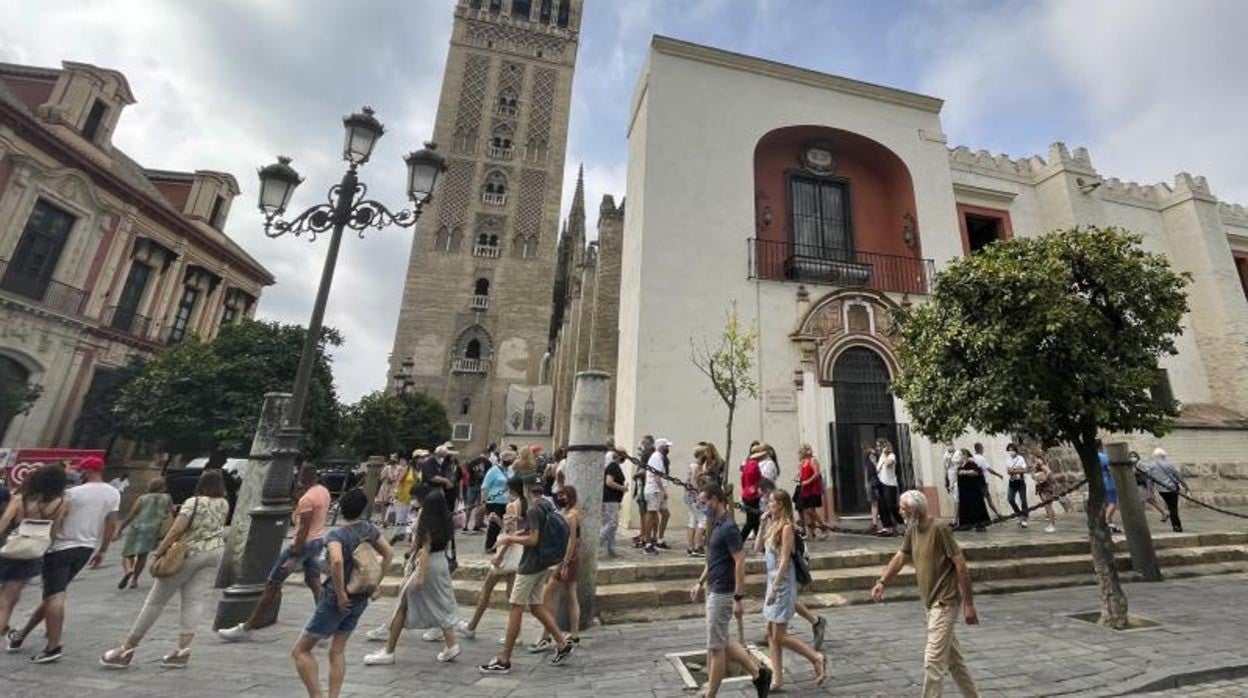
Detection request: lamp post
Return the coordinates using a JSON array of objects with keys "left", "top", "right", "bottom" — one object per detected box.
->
[
  {"left": 214, "top": 107, "right": 445, "bottom": 629},
  {"left": 392, "top": 356, "right": 416, "bottom": 395}
]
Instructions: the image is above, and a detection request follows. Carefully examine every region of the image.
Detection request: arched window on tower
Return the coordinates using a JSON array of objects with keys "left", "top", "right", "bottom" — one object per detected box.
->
[
  {"left": 488, "top": 0, "right": 501, "bottom": 13},
  {"left": 471, "top": 278, "right": 491, "bottom": 310},
  {"left": 488, "top": 123, "right": 514, "bottom": 160},
  {"left": 465, "top": 338, "right": 482, "bottom": 360},
  {"left": 511, "top": 0, "right": 531, "bottom": 19},
  {"left": 557, "top": 0, "right": 570, "bottom": 27},
  {"left": 539, "top": 0, "right": 552, "bottom": 23},
  {"left": 460, "top": 397, "right": 471, "bottom": 415},
  {"left": 496, "top": 88, "right": 518, "bottom": 117},
  {"left": 452, "top": 325, "right": 492, "bottom": 373},
  {"left": 482, "top": 171, "right": 507, "bottom": 206}
]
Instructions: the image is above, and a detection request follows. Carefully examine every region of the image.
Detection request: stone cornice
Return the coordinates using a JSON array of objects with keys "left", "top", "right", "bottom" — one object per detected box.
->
[
  {"left": 651, "top": 35, "right": 944, "bottom": 113},
  {"left": 951, "top": 181, "right": 1018, "bottom": 205}
]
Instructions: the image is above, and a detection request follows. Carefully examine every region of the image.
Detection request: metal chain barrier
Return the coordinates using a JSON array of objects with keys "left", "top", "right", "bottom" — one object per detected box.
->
[{"left": 1133, "top": 463, "right": 1248, "bottom": 521}]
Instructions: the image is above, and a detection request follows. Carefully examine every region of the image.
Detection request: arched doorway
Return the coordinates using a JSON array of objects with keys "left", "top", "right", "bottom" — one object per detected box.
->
[
  {"left": 829, "top": 346, "right": 910, "bottom": 515},
  {"left": 1, "top": 355, "right": 35, "bottom": 439}
]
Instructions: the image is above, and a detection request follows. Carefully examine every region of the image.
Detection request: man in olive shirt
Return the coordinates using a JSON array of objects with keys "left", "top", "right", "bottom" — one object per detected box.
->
[{"left": 872, "top": 490, "right": 979, "bottom": 698}]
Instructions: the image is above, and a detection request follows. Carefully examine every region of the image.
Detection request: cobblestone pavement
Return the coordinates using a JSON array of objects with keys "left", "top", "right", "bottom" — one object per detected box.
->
[
  {"left": 1136, "top": 677, "right": 1248, "bottom": 697},
  {"left": 2, "top": 545, "right": 1246, "bottom": 697}
]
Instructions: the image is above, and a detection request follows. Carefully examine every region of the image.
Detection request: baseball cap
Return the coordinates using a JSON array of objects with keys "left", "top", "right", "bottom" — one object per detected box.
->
[
  {"left": 655, "top": 438, "right": 673, "bottom": 448},
  {"left": 76, "top": 455, "right": 105, "bottom": 472}
]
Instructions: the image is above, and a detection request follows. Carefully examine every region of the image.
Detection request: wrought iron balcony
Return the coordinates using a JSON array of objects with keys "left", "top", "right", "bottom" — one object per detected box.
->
[
  {"left": 0, "top": 258, "right": 87, "bottom": 316},
  {"left": 105, "top": 305, "right": 152, "bottom": 339},
  {"left": 748, "top": 238, "right": 933, "bottom": 295},
  {"left": 481, "top": 191, "right": 507, "bottom": 206},
  {"left": 486, "top": 145, "right": 514, "bottom": 161},
  {"left": 451, "top": 357, "right": 490, "bottom": 373},
  {"left": 473, "top": 244, "right": 501, "bottom": 259},
  {"left": 470, "top": 294, "right": 490, "bottom": 310},
  {"left": 495, "top": 104, "right": 518, "bottom": 118}
]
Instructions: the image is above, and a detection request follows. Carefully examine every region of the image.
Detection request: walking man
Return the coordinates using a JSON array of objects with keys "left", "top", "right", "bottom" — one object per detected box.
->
[
  {"left": 601, "top": 448, "right": 627, "bottom": 557},
  {"left": 482, "top": 450, "right": 514, "bottom": 552},
  {"left": 690, "top": 482, "right": 771, "bottom": 698},
  {"left": 632, "top": 435, "right": 655, "bottom": 548},
  {"left": 479, "top": 477, "right": 573, "bottom": 674},
  {"left": 642, "top": 438, "right": 672, "bottom": 555},
  {"left": 1005, "top": 444, "right": 1029, "bottom": 527},
  {"left": 8, "top": 455, "right": 119, "bottom": 663},
  {"left": 219, "top": 464, "right": 330, "bottom": 640},
  {"left": 873, "top": 490, "right": 980, "bottom": 698},
  {"left": 971, "top": 444, "right": 1003, "bottom": 518},
  {"left": 1147, "top": 448, "right": 1187, "bottom": 532}
]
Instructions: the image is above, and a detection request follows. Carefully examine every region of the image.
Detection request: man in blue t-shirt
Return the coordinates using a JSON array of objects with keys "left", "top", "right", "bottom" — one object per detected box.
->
[
  {"left": 689, "top": 483, "right": 771, "bottom": 698},
  {"left": 1097, "top": 440, "right": 1122, "bottom": 533}
]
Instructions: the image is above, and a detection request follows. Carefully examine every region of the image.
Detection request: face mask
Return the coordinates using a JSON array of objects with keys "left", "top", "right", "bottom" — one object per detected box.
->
[{"left": 698, "top": 502, "right": 714, "bottom": 518}]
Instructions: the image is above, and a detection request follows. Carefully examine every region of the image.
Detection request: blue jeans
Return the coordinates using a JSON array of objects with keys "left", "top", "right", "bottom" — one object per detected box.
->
[
  {"left": 267, "top": 538, "right": 325, "bottom": 584},
  {"left": 303, "top": 591, "right": 368, "bottom": 638}
]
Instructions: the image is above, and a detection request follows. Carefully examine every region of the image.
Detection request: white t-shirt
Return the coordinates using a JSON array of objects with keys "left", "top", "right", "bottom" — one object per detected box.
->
[
  {"left": 759, "top": 458, "right": 778, "bottom": 483},
  {"left": 1007, "top": 454, "right": 1028, "bottom": 479},
  {"left": 50, "top": 481, "right": 120, "bottom": 552},
  {"left": 876, "top": 453, "right": 898, "bottom": 487},
  {"left": 972, "top": 453, "right": 992, "bottom": 476},
  {"left": 645, "top": 451, "right": 667, "bottom": 495}
]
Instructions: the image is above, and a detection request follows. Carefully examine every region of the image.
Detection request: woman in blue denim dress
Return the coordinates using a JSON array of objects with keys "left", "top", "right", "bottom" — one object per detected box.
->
[{"left": 762, "top": 489, "right": 827, "bottom": 692}]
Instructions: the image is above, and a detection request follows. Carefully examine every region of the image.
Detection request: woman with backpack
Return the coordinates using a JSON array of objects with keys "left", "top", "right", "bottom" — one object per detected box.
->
[
  {"left": 0, "top": 464, "right": 67, "bottom": 637},
  {"left": 99, "top": 470, "right": 230, "bottom": 669},
  {"left": 531, "top": 485, "right": 584, "bottom": 651},
  {"left": 115, "top": 476, "right": 173, "bottom": 590},
  {"left": 762, "top": 489, "right": 827, "bottom": 691},
  {"left": 364, "top": 489, "right": 461, "bottom": 665}
]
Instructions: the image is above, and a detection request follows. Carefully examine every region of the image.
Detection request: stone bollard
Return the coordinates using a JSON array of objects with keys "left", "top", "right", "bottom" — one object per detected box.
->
[
  {"left": 364, "top": 455, "right": 384, "bottom": 513},
  {"left": 558, "top": 370, "right": 611, "bottom": 631},
  {"left": 215, "top": 392, "right": 289, "bottom": 591},
  {"left": 1107, "top": 442, "right": 1162, "bottom": 582}
]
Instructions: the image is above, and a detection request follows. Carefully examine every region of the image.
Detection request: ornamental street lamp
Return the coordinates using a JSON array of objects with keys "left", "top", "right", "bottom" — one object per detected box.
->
[{"left": 215, "top": 107, "right": 444, "bottom": 629}]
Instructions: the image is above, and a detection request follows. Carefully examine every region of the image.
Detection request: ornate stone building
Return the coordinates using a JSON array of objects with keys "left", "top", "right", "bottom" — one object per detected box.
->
[
  {"left": 0, "top": 60, "right": 273, "bottom": 452},
  {"left": 388, "top": 0, "right": 582, "bottom": 454},
  {"left": 615, "top": 36, "right": 1248, "bottom": 525},
  {"left": 548, "top": 167, "right": 624, "bottom": 445}
]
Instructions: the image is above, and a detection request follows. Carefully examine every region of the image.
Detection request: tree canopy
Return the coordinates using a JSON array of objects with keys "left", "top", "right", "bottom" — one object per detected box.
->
[
  {"left": 341, "top": 389, "right": 451, "bottom": 459},
  {"left": 115, "top": 320, "right": 342, "bottom": 460}
]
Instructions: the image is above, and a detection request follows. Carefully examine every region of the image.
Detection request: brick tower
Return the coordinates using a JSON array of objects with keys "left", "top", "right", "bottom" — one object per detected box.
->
[{"left": 388, "top": 0, "right": 582, "bottom": 453}]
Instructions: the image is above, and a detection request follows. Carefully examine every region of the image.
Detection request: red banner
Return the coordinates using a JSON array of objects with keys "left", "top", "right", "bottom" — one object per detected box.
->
[{"left": 1, "top": 449, "right": 106, "bottom": 489}]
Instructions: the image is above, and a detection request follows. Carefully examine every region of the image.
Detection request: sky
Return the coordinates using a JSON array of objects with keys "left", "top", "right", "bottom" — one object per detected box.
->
[{"left": 2, "top": 0, "right": 1246, "bottom": 403}]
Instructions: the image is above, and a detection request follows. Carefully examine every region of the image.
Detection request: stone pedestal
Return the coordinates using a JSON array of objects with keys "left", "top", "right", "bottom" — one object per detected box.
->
[
  {"left": 557, "top": 371, "right": 611, "bottom": 631},
  {"left": 364, "top": 455, "right": 384, "bottom": 517},
  {"left": 1107, "top": 441, "right": 1162, "bottom": 582}
]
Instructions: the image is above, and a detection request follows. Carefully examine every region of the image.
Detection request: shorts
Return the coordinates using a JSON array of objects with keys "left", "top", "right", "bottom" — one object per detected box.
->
[
  {"left": 267, "top": 537, "right": 326, "bottom": 584},
  {"left": 797, "top": 493, "right": 823, "bottom": 511},
  {"left": 303, "top": 591, "right": 368, "bottom": 638},
  {"left": 41, "top": 546, "right": 93, "bottom": 598},
  {"left": 644, "top": 491, "right": 667, "bottom": 512},
  {"left": 0, "top": 556, "right": 43, "bottom": 583},
  {"left": 705, "top": 591, "right": 734, "bottom": 650},
  {"left": 509, "top": 569, "right": 551, "bottom": 607},
  {"left": 687, "top": 504, "right": 706, "bottom": 530}
]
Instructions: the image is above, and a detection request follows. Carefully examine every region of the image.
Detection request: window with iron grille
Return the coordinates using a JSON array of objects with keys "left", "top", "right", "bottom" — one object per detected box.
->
[
  {"left": 112, "top": 261, "right": 152, "bottom": 333},
  {"left": 2, "top": 198, "right": 76, "bottom": 301},
  {"left": 167, "top": 287, "right": 199, "bottom": 344},
  {"left": 452, "top": 423, "right": 473, "bottom": 442},
  {"left": 789, "top": 174, "right": 851, "bottom": 259}
]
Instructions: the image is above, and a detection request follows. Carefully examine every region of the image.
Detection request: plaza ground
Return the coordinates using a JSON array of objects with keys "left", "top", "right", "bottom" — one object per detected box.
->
[{"left": 2, "top": 507, "right": 1247, "bottom": 697}]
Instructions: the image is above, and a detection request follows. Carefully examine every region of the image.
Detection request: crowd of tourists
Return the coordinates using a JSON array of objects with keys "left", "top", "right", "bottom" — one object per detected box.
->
[{"left": 0, "top": 430, "right": 1196, "bottom": 698}]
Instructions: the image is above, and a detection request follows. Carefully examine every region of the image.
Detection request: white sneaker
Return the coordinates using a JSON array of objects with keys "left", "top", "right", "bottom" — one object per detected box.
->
[
  {"left": 363, "top": 650, "right": 395, "bottom": 666},
  {"left": 1020, "top": 520, "right": 1029, "bottom": 528},
  {"left": 422, "top": 628, "right": 442, "bottom": 642},
  {"left": 436, "top": 645, "right": 462, "bottom": 663},
  {"left": 498, "top": 636, "right": 506, "bottom": 645},
  {"left": 457, "top": 621, "right": 476, "bottom": 640},
  {"left": 365, "top": 626, "right": 390, "bottom": 642},
  {"left": 217, "top": 623, "right": 251, "bottom": 642},
  {"left": 1045, "top": 524, "right": 1056, "bottom": 533}
]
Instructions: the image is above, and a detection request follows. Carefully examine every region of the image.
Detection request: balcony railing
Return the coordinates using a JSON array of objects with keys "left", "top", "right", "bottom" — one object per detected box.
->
[
  {"left": 495, "top": 104, "right": 518, "bottom": 118},
  {"left": 470, "top": 295, "right": 490, "bottom": 310},
  {"left": 481, "top": 191, "right": 507, "bottom": 206},
  {"left": 451, "top": 358, "right": 490, "bottom": 373},
  {"left": 105, "top": 305, "right": 152, "bottom": 339},
  {"left": 748, "top": 238, "right": 933, "bottom": 295},
  {"left": 473, "top": 244, "right": 501, "bottom": 259},
  {"left": 0, "top": 258, "right": 87, "bottom": 316},
  {"left": 486, "top": 145, "right": 514, "bottom": 160}
]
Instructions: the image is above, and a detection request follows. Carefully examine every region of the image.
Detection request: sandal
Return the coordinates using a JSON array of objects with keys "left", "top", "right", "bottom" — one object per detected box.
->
[
  {"left": 160, "top": 648, "right": 190, "bottom": 669},
  {"left": 814, "top": 652, "right": 829, "bottom": 686},
  {"left": 100, "top": 646, "right": 135, "bottom": 669},
  {"left": 117, "top": 573, "right": 132, "bottom": 590}
]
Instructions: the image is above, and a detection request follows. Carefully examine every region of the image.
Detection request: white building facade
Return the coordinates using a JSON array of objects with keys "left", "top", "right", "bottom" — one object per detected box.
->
[{"left": 616, "top": 37, "right": 1248, "bottom": 523}]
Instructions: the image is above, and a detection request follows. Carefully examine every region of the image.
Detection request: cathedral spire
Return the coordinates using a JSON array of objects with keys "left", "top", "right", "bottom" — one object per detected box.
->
[{"left": 568, "top": 163, "right": 587, "bottom": 266}]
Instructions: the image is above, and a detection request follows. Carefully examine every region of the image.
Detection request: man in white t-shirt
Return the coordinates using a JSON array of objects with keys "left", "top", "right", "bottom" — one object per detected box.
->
[
  {"left": 972, "top": 443, "right": 1003, "bottom": 518},
  {"left": 642, "top": 438, "right": 672, "bottom": 555},
  {"left": 9, "top": 455, "right": 119, "bottom": 663}
]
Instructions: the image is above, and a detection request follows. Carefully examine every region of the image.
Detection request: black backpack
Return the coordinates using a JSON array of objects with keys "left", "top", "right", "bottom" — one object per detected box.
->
[{"left": 792, "top": 532, "right": 812, "bottom": 587}]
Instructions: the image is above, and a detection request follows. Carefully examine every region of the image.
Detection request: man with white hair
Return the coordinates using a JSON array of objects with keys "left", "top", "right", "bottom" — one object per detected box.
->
[
  {"left": 1147, "top": 448, "right": 1187, "bottom": 532},
  {"left": 642, "top": 438, "right": 672, "bottom": 555},
  {"left": 873, "top": 490, "right": 980, "bottom": 697}
]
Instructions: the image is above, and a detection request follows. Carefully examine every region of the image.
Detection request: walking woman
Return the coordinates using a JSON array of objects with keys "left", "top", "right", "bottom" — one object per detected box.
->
[
  {"left": 458, "top": 475, "right": 524, "bottom": 640},
  {"left": 364, "top": 490, "right": 461, "bottom": 665},
  {"left": 739, "top": 441, "right": 763, "bottom": 542},
  {"left": 875, "top": 441, "right": 902, "bottom": 535},
  {"left": 532, "top": 485, "right": 584, "bottom": 650},
  {"left": 0, "top": 465, "right": 67, "bottom": 637},
  {"left": 99, "top": 470, "right": 229, "bottom": 669},
  {"left": 115, "top": 477, "right": 173, "bottom": 589},
  {"left": 762, "top": 489, "right": 827, "bottom": 691},
  {"left": 1032, "top": 454, "right": 1059, "bottom": 532},
  {"left": 376, "top": 457, "right": 403, "bottom": 526},
  {"left": 795, "top": 444, "right": 828, "bottom": 541},
  {"left": 955, "top": 449, "right": 991, "bottom": 531}
]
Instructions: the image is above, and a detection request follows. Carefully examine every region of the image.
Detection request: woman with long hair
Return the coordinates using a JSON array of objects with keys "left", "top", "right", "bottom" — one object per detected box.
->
[
  {"left": 457, "top": 475, "right": 524, "bottom": 641},
  {"left": 1032, "top": 453, "right": 1059, "bottom": 533},
  {"left": 115, "top": 477, "right": 173, "bottom": 589},
  {"left": 762, "top": 489, "right": 827, "bottom": 691},
  {"left": 364, "top": 490, "right": 461, "bottom": 665},
  {"left": 739, "top": 441, "right": 763, "bottom": 542},
  {"left": 376, "top": 457, "right": 404, "bottom": 526},
  {"left": 531, "top": 485, "right": 583, "bottom": 650},
  {"left": 0, "top": 465, "right": 67, "bottom": 636},
  {"left": 795, "top": 444, "right": 828, "bottom": 541},
  {"left": 956, "top": 449, "right": 990, "bottom": 532},
  {"left": 100, "top": 470, "right": 230, "bottom": 669}
]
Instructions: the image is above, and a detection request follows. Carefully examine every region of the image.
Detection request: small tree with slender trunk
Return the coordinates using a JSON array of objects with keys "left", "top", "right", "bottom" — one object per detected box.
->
[
  {"left": 891, "top": 226, "right": 1188, "bottom": 628},
  {"left": 691, "top": 303, "right": 760, "bottom": 468}
]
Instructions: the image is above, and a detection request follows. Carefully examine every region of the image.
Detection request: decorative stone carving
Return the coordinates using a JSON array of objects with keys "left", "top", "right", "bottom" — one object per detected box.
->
[{"left": 791, "top": 288, "right": 901, "bottom": 383}]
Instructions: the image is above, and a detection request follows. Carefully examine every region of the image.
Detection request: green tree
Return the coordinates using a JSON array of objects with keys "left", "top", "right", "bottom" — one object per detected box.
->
[
  {"left": 70, "top": 355, "right": 146, "bottom": 453},
  {"left": 0, "top": 377, "right": 41, "bottom": 435},
  {"left": 690, "top": 303, "right": 760, "bottom": 467},
  {"left": 891, "top": 226, "right": 1189, "bottom": 628},
  {"left": 341, "top": 390, "right": 450, "bottom": 459},
  {"left": 115, "top": 320, "right": 342, "bottom": 461}
]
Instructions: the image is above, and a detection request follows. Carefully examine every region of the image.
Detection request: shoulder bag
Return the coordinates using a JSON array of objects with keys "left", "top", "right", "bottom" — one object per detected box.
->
[
  {"left": 0, "top": 499, "right": 62, "bottom": 560},
  {"left": 346, "top": 523, "right": 383, "bottom": 595},
  {"left": 151, "top": 497, "right": 199, "bottom": 578}
]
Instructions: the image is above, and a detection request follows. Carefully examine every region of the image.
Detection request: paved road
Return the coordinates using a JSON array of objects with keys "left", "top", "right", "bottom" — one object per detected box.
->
[{"left": 2, "top": 549, "right": 1246, "bottom": 697}]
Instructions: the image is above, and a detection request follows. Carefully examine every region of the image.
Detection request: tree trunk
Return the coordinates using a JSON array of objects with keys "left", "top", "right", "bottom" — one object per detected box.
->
[
  {"left": 1074, "top": 433, "right": 1129, "bottom": 629},
  {"left": 724, "top": 405, "right": 734, "bottom": 474}
]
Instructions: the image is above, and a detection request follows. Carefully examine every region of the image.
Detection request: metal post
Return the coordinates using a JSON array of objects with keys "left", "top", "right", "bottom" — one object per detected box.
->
[
  {"left": 1107, "top": 441, "right": 1163, "bottom": 582},
  {"left": 558, "top": 370, "right": 611, "bottom": 630},
  {"left": 213, "top": 166, "right": 357, "bottom": 629}
]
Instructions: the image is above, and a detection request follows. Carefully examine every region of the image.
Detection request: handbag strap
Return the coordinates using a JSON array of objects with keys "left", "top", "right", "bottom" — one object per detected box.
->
[{"left": 175, "top": 497, "right": 201, "bottom": 542}]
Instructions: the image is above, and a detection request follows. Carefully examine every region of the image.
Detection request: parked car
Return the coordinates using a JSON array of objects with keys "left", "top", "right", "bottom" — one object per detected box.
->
[{"left": 165, "top": 458, "right": 251, "bottom": 522}]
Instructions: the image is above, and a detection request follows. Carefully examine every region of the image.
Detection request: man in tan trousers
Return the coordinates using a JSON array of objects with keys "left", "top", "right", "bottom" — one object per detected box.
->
[{"left": 872, "top": 490, "right": 980, "bottom": 697}]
